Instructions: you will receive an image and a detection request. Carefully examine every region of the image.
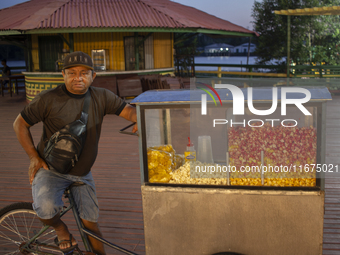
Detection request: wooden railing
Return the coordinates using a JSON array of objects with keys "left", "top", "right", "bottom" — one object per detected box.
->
[
  {"left": 10, "top": 66, "right": 27, "bottom": 74},
  {"left": 292, "top": 65, "right": 340, "bottom": 78},
  {"left": 0, "top": 66, "right": 27, "bottom": 95}
]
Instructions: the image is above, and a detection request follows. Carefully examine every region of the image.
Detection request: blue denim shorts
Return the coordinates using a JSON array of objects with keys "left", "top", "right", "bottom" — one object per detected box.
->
[{"left": 32, "top": 169, "right": 99, "bottom": 222}]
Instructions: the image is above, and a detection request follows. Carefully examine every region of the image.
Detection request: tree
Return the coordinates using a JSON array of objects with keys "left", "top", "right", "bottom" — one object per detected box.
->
[
  {"left": 252, "top": 0, "right": 340, "bottom": 65},
  {"left": 311, "top": 1, "right": 340, "bottom": 64}
]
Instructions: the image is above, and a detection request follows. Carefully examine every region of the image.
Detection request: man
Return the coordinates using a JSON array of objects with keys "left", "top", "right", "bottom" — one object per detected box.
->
[
  {"left": 13, "top": 51, "right": 137, "bottom": 255},
  {"left": 1, "top": 59, "right": 11, "bottom": 87}
]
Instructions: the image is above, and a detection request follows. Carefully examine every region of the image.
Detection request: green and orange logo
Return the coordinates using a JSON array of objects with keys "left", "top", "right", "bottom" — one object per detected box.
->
[{"left": 196, "top": 82, "right": 222, "bottom": 115}]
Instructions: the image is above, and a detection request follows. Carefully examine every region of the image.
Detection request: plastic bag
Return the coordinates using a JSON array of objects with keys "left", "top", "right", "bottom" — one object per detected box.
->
[
  {"left": 147, "top": 148, "right": 173, "bottom": 183},
  {"left": 174, "top": 154, "right": 185, "bottom": 170}
]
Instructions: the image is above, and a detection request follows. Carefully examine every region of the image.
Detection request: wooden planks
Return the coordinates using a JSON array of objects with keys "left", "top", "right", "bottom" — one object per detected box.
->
[{"left": 323, "top": 95, "right": 340, "bottom": 255}]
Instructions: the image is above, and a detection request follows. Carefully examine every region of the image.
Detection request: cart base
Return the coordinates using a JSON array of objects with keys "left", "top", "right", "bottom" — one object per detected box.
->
[{"left": 142, "top": 185, "right": 324, "bottom": 255}]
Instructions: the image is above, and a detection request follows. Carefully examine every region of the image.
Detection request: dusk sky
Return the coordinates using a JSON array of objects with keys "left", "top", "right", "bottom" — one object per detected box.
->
[{"left": 0, "top": 0, "right": 260, "bottom": 30}]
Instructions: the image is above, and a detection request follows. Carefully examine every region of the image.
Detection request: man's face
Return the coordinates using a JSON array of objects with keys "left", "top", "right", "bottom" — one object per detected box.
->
[
  {"left": 62, "top": 66, "right": 96, "bottom": 95},
  {"left": 1, "top": 61, "right": 5, "bottom": 66}
]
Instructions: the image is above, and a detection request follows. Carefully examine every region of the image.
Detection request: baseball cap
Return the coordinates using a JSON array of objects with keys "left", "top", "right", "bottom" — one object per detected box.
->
[{"left": 63, "top": 51, "right": 94, "bottom": 70}]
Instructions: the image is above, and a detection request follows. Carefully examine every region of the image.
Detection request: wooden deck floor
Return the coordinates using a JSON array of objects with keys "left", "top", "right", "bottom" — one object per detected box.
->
[
  {"left": 324, "top": 95, "right": 340, "bottom": 255},
  {"left": 0, "top": 92, "right": 340, "bottom": 255}
]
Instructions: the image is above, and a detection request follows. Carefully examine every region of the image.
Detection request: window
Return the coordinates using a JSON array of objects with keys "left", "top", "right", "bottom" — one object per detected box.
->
[
  {"left": 124, "top": 36, "right": 145, "bottom": 71},
  {"left": 38, "top": 36, "right": 63, "bottom": 72},
  {"left": 124, "top": 35, "right": 154, "bottom": 70}
]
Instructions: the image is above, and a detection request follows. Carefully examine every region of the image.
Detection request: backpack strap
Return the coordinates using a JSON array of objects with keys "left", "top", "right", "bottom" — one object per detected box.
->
[{"left": 79, "top": 90, "right": 91, "bottom": 124}]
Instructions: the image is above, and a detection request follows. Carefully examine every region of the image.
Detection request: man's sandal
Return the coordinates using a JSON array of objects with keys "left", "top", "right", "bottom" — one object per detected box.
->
[{"left": 54, "top": 234, "right": 78, "bottom": 254}]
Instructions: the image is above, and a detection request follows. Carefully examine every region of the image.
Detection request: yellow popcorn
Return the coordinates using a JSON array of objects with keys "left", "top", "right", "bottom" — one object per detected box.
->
[
  {"left": 169, "top": 162, "right": 228, "bottom": 185},
  {"left": 147, "top": 148, "right": 174, "bottom": 183}
]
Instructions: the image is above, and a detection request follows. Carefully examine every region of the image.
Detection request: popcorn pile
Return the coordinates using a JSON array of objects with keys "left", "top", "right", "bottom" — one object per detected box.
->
[
  {"left": 147, "top": 145, "right": 184, "bottom": 183},
  {"left": 228, "top": 123, "right": 317, "bottom": 187},
  {"left": 169, "top": 161, "right": 228, "bottom": 185}
]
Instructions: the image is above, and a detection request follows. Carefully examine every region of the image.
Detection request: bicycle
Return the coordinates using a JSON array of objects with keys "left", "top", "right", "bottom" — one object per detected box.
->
[{"left": 0, "top": 182, "right": 138, "bottom": 255}]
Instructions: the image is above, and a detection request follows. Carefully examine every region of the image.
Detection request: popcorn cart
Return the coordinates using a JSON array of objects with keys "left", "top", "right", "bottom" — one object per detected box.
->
[{"left": 128, "top": 84, "right": 331, "bottom": 255}]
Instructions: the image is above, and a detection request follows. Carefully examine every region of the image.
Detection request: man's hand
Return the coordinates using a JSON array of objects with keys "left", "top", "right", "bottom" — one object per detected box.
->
[
  {"left": 29, "top": 156, "right": 49, "bottom": 185},
  {"left": 13, "top": 114, "right": 48, "bottom": 184},
  {"left": 132, "top": 123, "right": 138, "bottom": 133},
  {"left": 119, "top": 104, "right": 138, "bottom": 133}
]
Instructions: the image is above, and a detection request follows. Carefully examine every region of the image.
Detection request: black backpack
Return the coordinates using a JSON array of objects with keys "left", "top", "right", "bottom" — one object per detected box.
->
[{"left": 43, "top": 91, "right": 90, "bottom": 174}]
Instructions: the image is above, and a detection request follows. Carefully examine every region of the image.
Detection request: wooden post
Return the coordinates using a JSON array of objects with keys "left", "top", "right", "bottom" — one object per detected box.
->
[
  {"left": 27, "top": 35, "right": 33, "bottom": 72},
  {"left": 217, "top": 66, "right": 222, "bottom": 78},
  {"left": 247, "top": 37, "right": 251, "bottom": 71},
  {"left": 69, "top": 33, "right": 74, "bottom": 53},
  {"left": 135, "top": 32, "right": 139, "bottom": 70},
  {"left": 319, "top": 67, "right": 323, "bottom": 78}
]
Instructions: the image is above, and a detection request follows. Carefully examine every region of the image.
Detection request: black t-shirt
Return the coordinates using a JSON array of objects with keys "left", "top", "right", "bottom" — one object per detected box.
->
[
  {"left": 21, "top": 84, "right": 126, "bottom": 176},
  {"left": 2, "top": 66, "right": 10, "bottom": 76}
]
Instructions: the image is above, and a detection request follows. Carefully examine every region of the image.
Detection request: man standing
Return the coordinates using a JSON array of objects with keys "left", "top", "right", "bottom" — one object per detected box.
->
[
  {"left": 13, "top": 51, "right": 137, "bottom": 255},
  {"left": 1, "top": 59, "right": 11, "bottom": 77},
  {"left": 1, "top": 59, "right": 11, "bottom": 88}
]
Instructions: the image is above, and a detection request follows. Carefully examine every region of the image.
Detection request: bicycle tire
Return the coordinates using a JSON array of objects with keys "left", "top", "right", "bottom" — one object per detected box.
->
[{"left": 0, "top": 202, "right": 58, "bottom": 254}]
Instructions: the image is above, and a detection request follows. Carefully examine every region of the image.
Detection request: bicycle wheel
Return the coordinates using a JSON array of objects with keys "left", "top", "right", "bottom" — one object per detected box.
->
[{"left": 0, "top": 202, "right": 58, "bottom": 255}]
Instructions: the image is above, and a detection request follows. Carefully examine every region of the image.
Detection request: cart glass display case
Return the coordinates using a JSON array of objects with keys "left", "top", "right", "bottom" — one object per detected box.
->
[
  {"left": 132, "top": 85, "right": 331, "bottom": 190},
  {"left": 131, "top": 83, "right": 331, "bottom": 255}
]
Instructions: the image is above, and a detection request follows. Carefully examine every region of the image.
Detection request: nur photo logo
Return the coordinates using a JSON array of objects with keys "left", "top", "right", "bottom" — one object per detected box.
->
[{"left": 198, "top": 84, "right": 312, "bottom": 128}]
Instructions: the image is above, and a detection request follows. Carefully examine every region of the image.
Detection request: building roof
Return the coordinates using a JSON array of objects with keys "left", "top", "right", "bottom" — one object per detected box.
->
[
  {"left": 0, "top": 0, "right": 257, "bottom": 36},
  {"left": 205, "top": 43, "right": 234, "bottom": 49},
  {"left": 234, "top": 43, "right": 256, "bottom": 47},
  {"left": 274, "top": 6, "right": 340, "bottom": 15}
]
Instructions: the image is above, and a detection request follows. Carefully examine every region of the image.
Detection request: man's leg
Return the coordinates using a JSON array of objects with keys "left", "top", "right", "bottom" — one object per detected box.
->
[
  {"left": 32, "top": 169, "right": 75, "bottom": 250},
  {"left": 71, "top": 172, "right": 104, "bottom": 254},
  {"left": 39, "top": 213, "right": 77, "bottom": 250},
  {"left": 82, "top": 219, "right": 106, "bottom": 255}
]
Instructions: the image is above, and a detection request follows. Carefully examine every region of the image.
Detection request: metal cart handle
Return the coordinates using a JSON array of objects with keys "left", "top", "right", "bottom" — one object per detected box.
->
[{"left": 119, "top": 122, "right": 138, "bottom": 136}]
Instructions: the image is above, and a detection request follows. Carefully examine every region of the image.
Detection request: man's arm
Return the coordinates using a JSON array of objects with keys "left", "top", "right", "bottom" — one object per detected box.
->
[
  {"left": 118, "top": 104, "right": 138, "bottom": 133},
  {"left": 13, "top": 114, "right": 48, "bottom": 184}
]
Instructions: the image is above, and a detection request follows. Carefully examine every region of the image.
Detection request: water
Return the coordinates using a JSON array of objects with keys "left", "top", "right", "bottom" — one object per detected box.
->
[
  {"left": 2, "top": 60, "right": 26, "bottom": 72},
  {"left": 195, "top": 56, "right": 258, "bottom": 72},
  {"left": 5, "top": 60, "right": 26, "bottom": 67}
]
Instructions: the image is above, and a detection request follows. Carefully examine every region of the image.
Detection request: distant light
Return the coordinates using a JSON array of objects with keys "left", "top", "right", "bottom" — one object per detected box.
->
[
  {"left": 220, "top": 48, "right": 223, "bottom": 51},
  {"left": 226, "top": 48, "right": 228, "bottom": 50}
]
